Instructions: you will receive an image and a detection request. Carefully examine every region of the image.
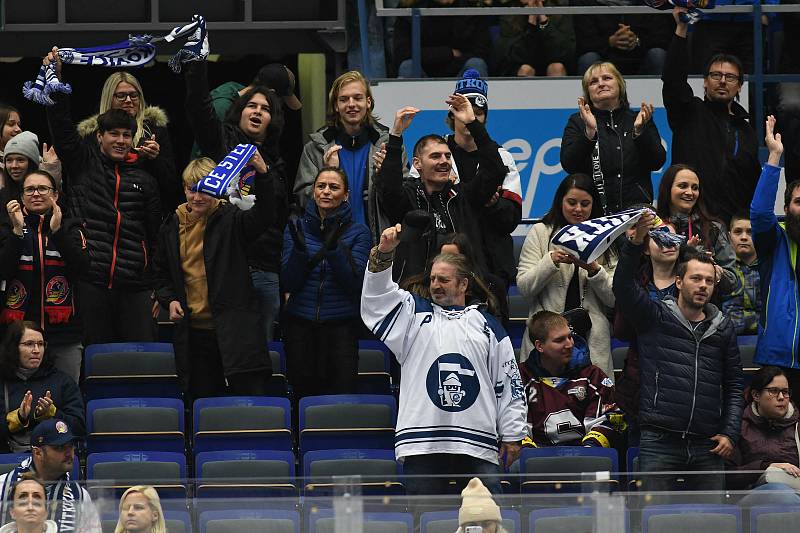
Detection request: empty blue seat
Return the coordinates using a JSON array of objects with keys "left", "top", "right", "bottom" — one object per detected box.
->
[
  {"left": 195, "top": 449, "right": 296, "bottom": 498},
  {"left": 193, "top": 396, "right": 292, "bottom": 452},
  {"left": 519, "top": 446, "right": 619, "bottom": 493},
  {"left": 309, "top": 510, "right": 412, "bottom": 533},
  {"left": 198, "top": 510, "right": 299, "bottom": 533},
  {"left": 299, "top": 395, "right": 396, "bottom": 455},
  {"left": 87, "top": 451, "right": 187, "bottom": 500},
  {"left": 86, "top": 398, "right": 185, "bottom": 453},
  {"left": 302, "top": 448, "right": 401, "bottom": 496},
  {"left": 642, "top": 504, "right": 741, "bottom": 533},
  {"left": 83, "top": 343, "right": 179, "bottom": 400},
  {"left": 749, "top": 505, "right": 800, "bottom": 533}
]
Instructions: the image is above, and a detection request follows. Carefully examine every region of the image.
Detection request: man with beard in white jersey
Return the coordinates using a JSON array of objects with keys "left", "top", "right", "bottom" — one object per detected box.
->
[
  {"left": 751, "top": 115, "right": 800, "bottom": 397},
  {"left": 361, "top": 223, "right": 527, "bottom": 496}
]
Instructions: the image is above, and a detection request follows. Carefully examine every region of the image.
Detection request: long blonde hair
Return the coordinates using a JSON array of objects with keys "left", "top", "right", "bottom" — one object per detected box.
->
[
  {"left": 99, "top": 72, "right": 148, "bottom": 146},
  {"left": 114, "top": 486, "right": 166, "bottom": 533},
  {"left": 325, "top": 71, "right": 377, "bottom": 128}
]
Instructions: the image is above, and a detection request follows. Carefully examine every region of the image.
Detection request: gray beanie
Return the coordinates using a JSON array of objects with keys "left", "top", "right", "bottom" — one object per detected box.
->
[{"left": 4, "top": 131, "right": 40, "bottom": 165}]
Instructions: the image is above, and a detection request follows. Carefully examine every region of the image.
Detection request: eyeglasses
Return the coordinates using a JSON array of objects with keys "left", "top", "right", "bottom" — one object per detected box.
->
[
  {"left": 763, "top": 387, "right": 791, "bottom": 398},
  {"left": 22, "top": 185, "right": 54, "bottom": 196},
  {"left": 19, "top": 341, "right": 46, "bottom": 349},
  {"left": 113, "top": 91, "right": 140, "bottom": 102},
  {"left": 707, "top": 71, "right": 740, "bottom": 83}
]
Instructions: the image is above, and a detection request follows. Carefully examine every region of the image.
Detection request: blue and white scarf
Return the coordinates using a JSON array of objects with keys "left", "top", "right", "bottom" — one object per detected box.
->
[
  {"left": 551, "top": 208, "right": 686, "bottom": 263},
  {"left": 23, "top": 15, "right": 208, "bottom": 105},
  {"left": 643, "top": 0, "right": 715, "bottom": 24},
  {"left": 0, "top": 457, "right": 84, "bottom": 532},
  {"left": 193, "top": 144, "right": 258, "bottom": 198}
]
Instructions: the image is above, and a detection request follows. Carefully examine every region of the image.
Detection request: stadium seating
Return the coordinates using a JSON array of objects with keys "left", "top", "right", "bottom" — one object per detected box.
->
[
  {"left": 198, "top": 509, "right": 300, "bottom": 533},
  {"left": 195, "top": 449, "right": 297, "bottom": 499},
  {"left": 83, "top": 342, "right": 179, "bottom": 400},
  {"left": 641, "top": 504, "right": 741, "bottom": 533},
  {"left": 86, "top": 397, "right": 185, "bottom": 453},
  {"left": 298, "top": 395, "right": 397, "bottom": 455},
  {"left": 749, "top": 505, "right": 800, "bottom": 533},
  {"left": 519, "top": 447, "right": 619, "bottom": 493},
  {"left": 357, "top": 348, "right": 392, "bottom": 394},
  {"left": 193, "top": 396, "right": 293, "bottom": 452},
  {"left": 302, "top": 448, "right": 401, "bottom": 496},
  {"left": 267, "top": 342, "right": 289, "bottom": 397},
  {"left": 528, "top": 507, "right": 595, "bottom": 533},
  {"left": 308, "top": 510, "right": 413, "bottom": 533},
  {"left": 86, "top": 451, "right": 187, "bottom": 499}
]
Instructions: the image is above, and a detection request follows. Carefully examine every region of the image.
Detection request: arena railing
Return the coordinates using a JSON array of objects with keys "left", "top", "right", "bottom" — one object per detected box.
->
[{"left": 365, "top": 1, "right": 800, "bottom": 148}]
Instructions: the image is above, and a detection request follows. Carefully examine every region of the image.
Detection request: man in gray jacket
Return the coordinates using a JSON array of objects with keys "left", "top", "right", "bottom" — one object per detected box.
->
[
  {"left": 294, "top": 70, "right": 408, "bottom": 243},
  {"left": 614, "top": 212, "right": 744, "bottom": 493}
]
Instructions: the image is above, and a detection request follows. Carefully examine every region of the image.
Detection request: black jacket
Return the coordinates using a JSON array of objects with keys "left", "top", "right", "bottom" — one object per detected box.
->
[
  {"left": 560, "top": 105, "right": 666, "bottom": 213},
  {"left": 376, "top": 121, "right": 505, "bottom": 282},
  {"left": 151, "top": 171, "right": 276, "bottom": 384},
  {"left": 184, "top": 61, "right": 289, "bottom": 274},
  {"left": 393, "top": 0, "right": 492, "bottom": 77},
  {"left": 447, "top": 135, "right": 521, "bottom": 288},
  {"left": 662, "top": 34, "right": 761, "bottom": 224},
  {"left": 0, "top": 215, "right": 89, "bottom": 344},
  {"left": 47, "top": 93, "right": 161, "bottom": 291},
  {"left": 0, "top": 362, "right": 85, "bottom": 452},
  {"left": 613, "top": 239, "right": 744, "bottom": 441}
]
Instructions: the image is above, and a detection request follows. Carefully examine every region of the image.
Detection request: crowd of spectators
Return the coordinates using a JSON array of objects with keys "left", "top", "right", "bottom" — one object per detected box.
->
[{"left": 0, "top": 5, "right": 800, "bottom": 526}]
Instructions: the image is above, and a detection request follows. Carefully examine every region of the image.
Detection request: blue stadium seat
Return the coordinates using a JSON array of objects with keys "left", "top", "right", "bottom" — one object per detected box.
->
[
  {"left": 86, "top": 451, "right": 187, "bottom": 500},
  {"left": 309, "top": 510, "right": 412, "bottom": 533},
  {"left": 0, "top": 453, "right": 80, "bottom": 479},
  {"left": 749, "top": 505, "right": 800, "bottom": 533},
  {"left": 420, "top": 510, "right": 520, "bottom": 533},
  {"left": 193, "top": 396, "right": 292, "bottom": 452},
  {"left": 86, "top": 398, "right": 185, "bottom": 453},
  {"left": 302, "top": 449, "right": 401, "bottom": 496},
  {"left": 198, "top": 510, "right": 299, "bottom": 533},
  {"left": 195, "top": 450, "right": 296, "bottom": 499},
  {"left": 267, "top": 342, "right": 289, "bottom": 397},
  {"left": 626, "top": 446, "right": 640, "bottom": 490},
  {"left": 529, "top": 507, "right": 594, "bottom": 533},
  {"left": 357, "top": 348, "right": 392, "bottom": 394},
  {"left": 519, "top": 447, "right": 619, "bottom": 493},
  {"left": 641, "top": 504, "right": 741, "bottom": 533},
  {"left": 298, "top": 395, "right": 396, "bottom": 455},
  {"left": 83, "top": 343, "right": 180, "bottom": 400}
]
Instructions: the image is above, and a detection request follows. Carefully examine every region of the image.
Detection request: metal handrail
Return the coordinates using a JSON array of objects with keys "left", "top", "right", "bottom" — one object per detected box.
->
[{"left": 365, "top": 1, "right": 800, "bottom": 147}]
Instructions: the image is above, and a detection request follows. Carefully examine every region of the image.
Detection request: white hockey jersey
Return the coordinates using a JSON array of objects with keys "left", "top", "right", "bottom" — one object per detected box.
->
[{"left": 361, "top": 266, "right": 527, "bottom": 464}]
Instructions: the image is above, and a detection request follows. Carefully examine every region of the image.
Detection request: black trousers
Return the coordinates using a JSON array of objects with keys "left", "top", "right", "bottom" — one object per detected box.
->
[
  {"left": 186, "top": 328, "right": 269, "bottom": 402},
  {"left": 283, "top": 316, "right": 359, "bottom": 401},
  {"left": 77, "top": 281, "right": 156, "bottom": 345}
]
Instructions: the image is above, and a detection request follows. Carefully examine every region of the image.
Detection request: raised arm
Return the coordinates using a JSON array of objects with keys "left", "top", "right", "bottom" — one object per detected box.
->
[
  {"left": 661, "top": 9, "right": 696, "bottom": 128},
  {"left": 751, "top": 116, "right": 783, "bottom": 257},
  {"left": 374, "top": 107, "right": 419, "bottom": 223},
  {"left": 184, "top": 60, "right": 227, "bottom": 162}
]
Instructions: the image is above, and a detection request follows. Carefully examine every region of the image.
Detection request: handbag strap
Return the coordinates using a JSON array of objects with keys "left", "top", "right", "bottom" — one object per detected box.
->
[{"left": 795, "top": 421, "right": 800, "bottom": 459}]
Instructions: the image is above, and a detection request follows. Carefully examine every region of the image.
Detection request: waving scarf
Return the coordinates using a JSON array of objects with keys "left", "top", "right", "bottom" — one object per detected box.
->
[{"left": 193, "top": 144, "right": 257, "bottom": 199}]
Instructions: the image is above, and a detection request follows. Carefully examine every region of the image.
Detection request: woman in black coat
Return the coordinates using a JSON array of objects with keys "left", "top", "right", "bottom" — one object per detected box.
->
[
  {"left": 0, "top": 320, "right": 84, "bottom": 452},
  {"left": 560, "top": 61, "right": 666, "bottom": 214}
]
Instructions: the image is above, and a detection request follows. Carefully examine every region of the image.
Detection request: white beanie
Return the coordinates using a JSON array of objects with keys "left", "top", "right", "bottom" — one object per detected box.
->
[
  {"left": 458, "top": 477, "right": 501, "bottom": 526},
  {"left": 4, "top": 131, "right": 40, "bottom": 166}
]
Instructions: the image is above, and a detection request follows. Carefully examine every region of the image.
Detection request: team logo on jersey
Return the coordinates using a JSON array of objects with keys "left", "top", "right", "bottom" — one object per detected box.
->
[
  {"left": 601, "top": 377, "right": 614, "bottom": 387},
  {"left": 567, "top": 386, "right": 587, "bottom": 401},
  {"left": 426, "top": 353, "right": 479, "bottom": 412},
  {"left": 45, "top": 276, "right": 69, "bottom": 305},
  {"left": 5, "top": 280, "right": 27, "bottom": 309}
]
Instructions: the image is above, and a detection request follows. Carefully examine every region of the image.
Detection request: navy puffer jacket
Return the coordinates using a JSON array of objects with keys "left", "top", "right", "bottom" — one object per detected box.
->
[
  {"left": 613, "top": 239, "right": 744, "bottom": 441},
  {"left": 282, "top": 200, "right": 372, "bottom": 322}
]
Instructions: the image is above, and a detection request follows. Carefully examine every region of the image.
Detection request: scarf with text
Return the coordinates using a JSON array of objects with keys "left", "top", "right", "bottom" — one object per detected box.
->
[{"left": 193, "top": 144, "right": 258, "bottom": 198}]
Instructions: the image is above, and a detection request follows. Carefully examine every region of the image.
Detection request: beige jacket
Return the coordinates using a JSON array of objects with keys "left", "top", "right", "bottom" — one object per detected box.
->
[{"left": 516, "top": 222, "right": 616, "bottom": 378}]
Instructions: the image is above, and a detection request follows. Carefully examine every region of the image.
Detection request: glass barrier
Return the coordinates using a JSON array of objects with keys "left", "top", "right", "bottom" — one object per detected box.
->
[{"left": 15, "top": 470, "right": 800, "bottom": 533}]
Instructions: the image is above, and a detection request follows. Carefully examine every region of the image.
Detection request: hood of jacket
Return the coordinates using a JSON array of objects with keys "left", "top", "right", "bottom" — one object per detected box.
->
[
  {"left": 76, "top": 106, "right": 169, "bottom": 138},
  {"left": 661, "top": 295, "right": 725, "bottom": 336},
  {"left": 744, "top": 400, "right": 798, "bottom": 431},
  {"left": 313, "top": 123, "right": 385, "bottom": 149}
]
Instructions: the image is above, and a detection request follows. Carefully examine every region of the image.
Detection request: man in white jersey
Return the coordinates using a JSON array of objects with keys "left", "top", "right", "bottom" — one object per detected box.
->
[{"left": 361, "top": 223, "right": 527, "bottom": 495}]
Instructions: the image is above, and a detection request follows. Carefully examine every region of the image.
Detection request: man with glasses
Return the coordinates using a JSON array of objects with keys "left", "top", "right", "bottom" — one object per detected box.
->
[
  {"left": 614, "top": 213, "right": 744, "bottom": 493},
  {"left": 45, "top": 47, "right": 161, "bottom": 345},
  {"left": 662, "top": 6, "right": 760, "bottom": 225},
  {"left": 0, "top": 420, "right": 101, "bottom": 533}
]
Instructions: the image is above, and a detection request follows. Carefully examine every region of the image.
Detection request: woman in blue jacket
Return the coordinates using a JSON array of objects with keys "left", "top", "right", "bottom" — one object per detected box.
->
[{"left": 282, "top": 167, "right": 372, "bottom": 400}]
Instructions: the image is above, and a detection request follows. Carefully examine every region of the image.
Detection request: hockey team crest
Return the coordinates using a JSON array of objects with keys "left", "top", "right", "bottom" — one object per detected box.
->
[{"left": 426, "top": 353, "right": 480, "bottom": 412}]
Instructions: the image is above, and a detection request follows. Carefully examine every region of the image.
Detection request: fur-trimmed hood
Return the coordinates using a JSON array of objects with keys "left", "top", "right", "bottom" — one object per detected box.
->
[{"left": 76, "top": 105, "right": 169, "bottom": 138}]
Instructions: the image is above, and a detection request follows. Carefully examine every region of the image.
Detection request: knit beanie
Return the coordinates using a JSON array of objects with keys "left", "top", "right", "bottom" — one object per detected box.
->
[
  {"left": 454, "top": 69, "right": 488, "bottom": 111},
  {"left": 4, "top": 131, "right": 40, "bottom": 165},
  {"left": 458, "top": 478, "right": 502, "bottom": 526}
]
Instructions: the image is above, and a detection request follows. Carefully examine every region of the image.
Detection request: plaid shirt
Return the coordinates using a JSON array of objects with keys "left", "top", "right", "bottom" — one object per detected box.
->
[{"left": 722, "top": 258, "right": 761, "bottom": 335}]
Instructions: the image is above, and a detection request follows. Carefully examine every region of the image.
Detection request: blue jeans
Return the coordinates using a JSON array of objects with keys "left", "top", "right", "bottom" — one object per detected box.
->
[
  {"left": 250, "top": 270, "right": 280, "bottom": 343},
  {"left": 639, "top": 428, "right": 725, "bottom": 493},
  {"left": 397, "top": 57, "right": 489, "bottom": 79},
  {"left": 738, "top": 483, "right": 800, "bottom": 507},
  {"left": 402, "top": 453, "right": 502, "bottom": 496}
]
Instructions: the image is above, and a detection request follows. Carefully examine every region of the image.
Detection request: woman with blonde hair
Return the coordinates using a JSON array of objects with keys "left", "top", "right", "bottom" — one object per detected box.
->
[
  {"left": 560, "top": 61, "right": 665, "bottom": 214},
  {"left": 114, "top": 486, "right": 166, "bottom": 533},
  {"left": 77, "top": 71, "right": 180, "bottom": 214}
]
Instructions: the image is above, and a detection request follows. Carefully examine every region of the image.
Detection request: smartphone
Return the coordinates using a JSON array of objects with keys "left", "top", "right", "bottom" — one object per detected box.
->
[
  {"left": 137, "top": 126, "right": 153, "bottom": 148},
  {"left": 464, "top": 526, "right": 483, "bottom": 533}
]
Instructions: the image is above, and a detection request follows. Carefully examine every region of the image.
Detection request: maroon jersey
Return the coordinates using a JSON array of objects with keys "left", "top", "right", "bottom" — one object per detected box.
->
[{"left": 520, "top": 357, "right": 623, "bottom": 448}]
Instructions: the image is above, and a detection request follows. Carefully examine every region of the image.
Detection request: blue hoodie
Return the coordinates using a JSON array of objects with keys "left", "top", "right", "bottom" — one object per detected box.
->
[
  {"left": 282, "top": 199, "right": 372, "bottom": 322},
  {"left": 751, "top": 163, "right": 800, "bottom": 368}
]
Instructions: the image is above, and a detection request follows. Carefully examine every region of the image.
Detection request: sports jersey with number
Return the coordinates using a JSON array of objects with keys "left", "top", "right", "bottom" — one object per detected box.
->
[
  {"left": 520, "top": 348, "right": 623, "bottom": 448},
  {"left": 360, "top": 266, "right": 527, "bottom": 464}
]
